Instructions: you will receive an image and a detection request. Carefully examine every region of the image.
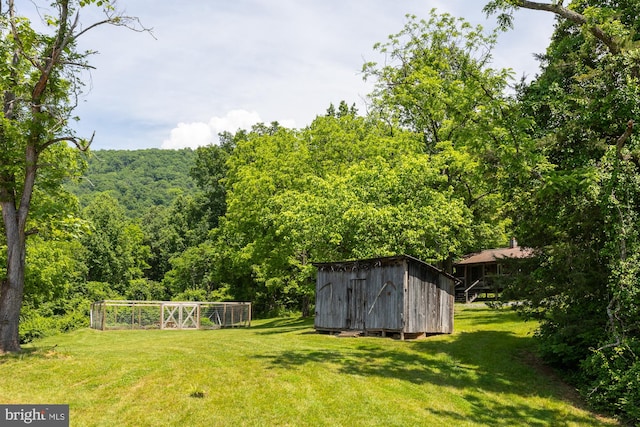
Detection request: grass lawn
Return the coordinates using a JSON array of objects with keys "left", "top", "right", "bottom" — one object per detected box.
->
[{"left": 0, "top": 304, "right": 620, "bottom": 426}]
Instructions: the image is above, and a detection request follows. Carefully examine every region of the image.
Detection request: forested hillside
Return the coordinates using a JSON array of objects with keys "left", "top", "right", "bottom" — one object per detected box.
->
[{"left": 66, "top": 149, "right": 197, "bottom": 217}]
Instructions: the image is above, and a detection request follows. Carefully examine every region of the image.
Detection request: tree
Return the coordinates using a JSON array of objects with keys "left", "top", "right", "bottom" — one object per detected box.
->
[
  {"left": 485, "top": 0, "right": 640, "bottom": 421},
  {"left": 67, "top": 148, "right": 197, "bottom": 216},
  {"left": 484, "top": 0, "right": 636, "bottom": 55},
  {"left": 216, "top": 111, "right": 480, "bottom": 315},
  {"left": 0, "top": 0, "right": 144, "bottom": 352},
  {"left": 190, "top": 132, "right": 238, "bottom": 228},
  {"left": 81, "top": 193, "right": 150, "bottom": 292},
  {"left": 362, "top": 11, "right": 527, "bottom": 265},
  {"left": 139, "top": 205, "right": 181, "bottom": 282},
  {"left": 162, "top": 242, "right": 219, "bottom": 296}
]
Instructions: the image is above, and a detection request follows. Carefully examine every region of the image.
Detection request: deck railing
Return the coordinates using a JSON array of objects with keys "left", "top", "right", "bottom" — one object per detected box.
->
[{"left": 464, "top": 279, "right": 482, "bottom": 303}]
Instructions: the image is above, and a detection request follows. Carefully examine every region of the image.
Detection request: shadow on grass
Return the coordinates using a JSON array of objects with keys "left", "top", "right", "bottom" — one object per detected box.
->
[
  {"left": 252, "top": 317, "right": 314, "bottom": 335},
  {"left": 0, "top": 346, "right": 62, "bottom": 365},
  {"left": 254, "top": 330, "right": 608, "bottom": 426},
  {"left": 423, "top": 392, "right": 589, "bottom": 427},
  {"left": 454, "top": 306, "right": 523, "bottom": 326}
]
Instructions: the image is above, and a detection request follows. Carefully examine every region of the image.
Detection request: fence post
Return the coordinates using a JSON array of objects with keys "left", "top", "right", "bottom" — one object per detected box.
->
[{"left": 101, "top": 302, "right": 106, "bottom": 331}]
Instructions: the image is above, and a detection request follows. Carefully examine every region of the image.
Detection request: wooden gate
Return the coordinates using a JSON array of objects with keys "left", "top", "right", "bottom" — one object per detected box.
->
[{"left": 161, "top": 303, "right": 199, "bottom": 329}]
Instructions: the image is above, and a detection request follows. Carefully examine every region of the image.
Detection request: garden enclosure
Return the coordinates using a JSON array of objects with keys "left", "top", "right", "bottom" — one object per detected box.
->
[{"left": 90, "top": 300, "right": 251, "bottom": 330}]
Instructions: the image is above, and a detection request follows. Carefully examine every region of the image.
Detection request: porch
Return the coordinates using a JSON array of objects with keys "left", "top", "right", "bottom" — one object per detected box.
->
[{"left": 453, "top": 243, "right": 532, "bottom": 303}]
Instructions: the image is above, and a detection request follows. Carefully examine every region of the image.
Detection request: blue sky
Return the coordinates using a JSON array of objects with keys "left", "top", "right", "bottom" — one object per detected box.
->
[{"left": 31, "top": 1, "right": 556, "bottom": 150}]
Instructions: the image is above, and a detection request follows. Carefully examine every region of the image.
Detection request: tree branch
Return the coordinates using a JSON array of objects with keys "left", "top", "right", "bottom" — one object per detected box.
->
[
  {"left": 40, "top": 132, "right": 94, "bottom": 152},
  {"left": 75, "top": 14, "right": 154, "bottom": 40},
  {"left": 493, "top": 0, "right": 621, "bottom": 54},
  {"left": 616, "top": 120, "right": 634, "bottom": 159},
  {"left": 7, "top": 0, "right": 44, "bottom": 72}
]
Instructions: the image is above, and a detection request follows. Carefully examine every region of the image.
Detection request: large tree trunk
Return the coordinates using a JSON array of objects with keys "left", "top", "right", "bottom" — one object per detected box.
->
[
  {"left": 0, "top": 203, "right": 26, "bottom": 353},
  {"left": 0, "top": 144, "right": 36, "bottom": 353}
]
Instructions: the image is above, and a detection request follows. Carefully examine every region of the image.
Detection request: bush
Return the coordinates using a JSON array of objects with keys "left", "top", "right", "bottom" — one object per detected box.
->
[
  {"left": 77, "top": 281, "right": 120, "bottom": 302},
  {"left": 19, "top": 314, "right": 58, "bottom": 343},
  {"left": 124, "top": 278, "right": 167, "bottom": 301},
  {"left": 19, "top": 296, "right": 93, "bottom": 343},
  {"left": 172, "top": 289, "right": 208, "bottom": 302},
  {"left": 582, "top": 340, "right": 640, "bottom": 424}
]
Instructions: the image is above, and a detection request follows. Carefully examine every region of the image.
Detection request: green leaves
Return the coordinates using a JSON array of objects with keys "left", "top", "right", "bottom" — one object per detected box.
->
[
  {"left": 363, "top": 11, "right": 505, "bottom": 150},
  {"left": 492, "top": 1, "right": 640, "bottom": 421},
  {"left": 80, "top": 193, "right": 150, "bottom": 290},
  {"left": 215, "top": 100, "right": 491, "bottom": 312}
]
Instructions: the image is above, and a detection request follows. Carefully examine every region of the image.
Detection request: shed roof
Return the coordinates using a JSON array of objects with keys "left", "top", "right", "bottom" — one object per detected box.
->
[
  {"left": 455, "top": 246, "right": 533, "bottom": 266},
  {"left": 313, "top": 254, "right": 457, "bottom": 281}
]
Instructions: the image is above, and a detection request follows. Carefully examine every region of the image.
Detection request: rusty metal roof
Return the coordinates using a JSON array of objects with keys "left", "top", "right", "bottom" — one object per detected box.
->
[{"left": 455, "top": 246, "right": 533, "bottom": 265}]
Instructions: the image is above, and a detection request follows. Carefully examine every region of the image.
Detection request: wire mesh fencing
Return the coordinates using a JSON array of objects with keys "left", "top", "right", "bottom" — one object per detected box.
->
[{"left": 90, "top": 300, "right": 251, "bottom": 330}]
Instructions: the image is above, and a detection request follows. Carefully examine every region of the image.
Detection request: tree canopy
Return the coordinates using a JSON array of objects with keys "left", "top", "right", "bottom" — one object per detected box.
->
[
  {"left": 486, "top": 0, "right": 640, "bottom": 421},
  {"left": 66, "top": 148, "right": 197, "bottom": 216}
]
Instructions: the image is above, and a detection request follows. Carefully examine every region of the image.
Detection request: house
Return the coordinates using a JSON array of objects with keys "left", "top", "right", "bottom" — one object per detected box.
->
[
  {"left": 454, "top": 239, "right": 533, "bottom": 303},
  {"left": 313, "top": 255, "right": 457, "bottom": 339}
]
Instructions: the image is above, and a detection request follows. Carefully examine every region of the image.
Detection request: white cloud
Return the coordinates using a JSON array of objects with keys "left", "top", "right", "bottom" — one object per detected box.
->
[
  {"left": 209, "top": 110, "right": 263, "bottom": 138},
  {"left": 161, "top": 109, "right": 271, "bottom": 149},
  {"left": 161, "top": 121, "right": 213, "bottom": 149}
]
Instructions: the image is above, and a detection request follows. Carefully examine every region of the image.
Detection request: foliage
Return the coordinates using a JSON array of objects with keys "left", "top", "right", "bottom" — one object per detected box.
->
[
  {"left": 67, "top": 148, "right": 197, "bottom": 217},
  {"left": 6, "top": 3, "right": 638, "bottom": 420},
  {"left": 80, "top": 192, "right": 150, "bottom": 291},
  {"left": 124, "top": 278, "right": 166, "bottom": 301},
  {"left": 15, "top": 184, "right": 109, "bottom": 343},
  {"left": 218, "top": 113, "right": 481, "bottom": 314},
  {"left": 18, "top": 241, "right": 92, "bottom": 343},
  {"left": 140, "top": 194, "right": 211, "bottom": 282},
  {"left": 0, "top": 154, "right": 92, "bottom": 343},
  {"left": 162, "top": 242, "right": 218, "bottom": 295},
  {"left": 189, "top": 134, "right": 237, "bottom": 228},
  {"left": 487, "top": 0, "right": 640, "bottom": 422},
  {"left": 362, "top": 11, "right": 525, "bottom": 259},
  {"left": 582, "top": 341, "right": 640, "bottom": 421},
  {"left": 201, "top": 12, "right": 531, "bottom": 315},
  {"left": 19, "top": 298, "right": 89, "bottom": 343},
  {"left": 0, "top": 0, "right": 145, "bottom": 352}
]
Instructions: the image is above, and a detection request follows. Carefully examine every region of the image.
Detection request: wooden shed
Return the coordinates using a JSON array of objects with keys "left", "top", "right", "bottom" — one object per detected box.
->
[{"left": 313, "top": 255, "right": 456, "bottom": 339}]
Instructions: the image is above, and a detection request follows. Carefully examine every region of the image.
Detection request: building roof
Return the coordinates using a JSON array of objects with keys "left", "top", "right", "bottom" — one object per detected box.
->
[
  {"left": 455, "top": 246, "right": 533, "bottom": 266},
  {"left": 313, "top": 254, "right": 458, "bottom": 281}
]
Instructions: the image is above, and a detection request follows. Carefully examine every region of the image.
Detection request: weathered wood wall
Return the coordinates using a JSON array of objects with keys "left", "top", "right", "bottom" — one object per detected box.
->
[
  {"left": 314, "top": 256, "right": 455, "bottom": 336},
  {"left": 315, "top": 262, "right": 404, "bottom": 331},
  {"left": 404, "top": 261, "right": 455, "bottom": 334}
]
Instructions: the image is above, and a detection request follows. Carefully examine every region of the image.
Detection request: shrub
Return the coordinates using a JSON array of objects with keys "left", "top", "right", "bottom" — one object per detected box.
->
[
  {"left": 582, "top": 340, "right": 640, "bottom": 424},
  {"left": 125, "top": 278, "right": 167, "bottom": 301},
  {"left": 19, "top": 295, "right": 94, "bottom": 343},
  {"left": 172, "top": 289, "right": 209, "bottom": 302},
  {"left": 19, "top": 313, "right": 58, "bottom": 343}
]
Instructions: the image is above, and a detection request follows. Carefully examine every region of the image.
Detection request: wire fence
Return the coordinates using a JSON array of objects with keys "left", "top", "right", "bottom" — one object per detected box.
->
[{"left": 90, "top": 300, "right": 251, "bottom": 330}]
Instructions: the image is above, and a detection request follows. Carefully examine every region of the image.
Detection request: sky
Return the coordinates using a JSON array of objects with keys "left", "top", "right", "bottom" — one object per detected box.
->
[{"left": 27, "top": 1, "right": 557, "bottom": 150}]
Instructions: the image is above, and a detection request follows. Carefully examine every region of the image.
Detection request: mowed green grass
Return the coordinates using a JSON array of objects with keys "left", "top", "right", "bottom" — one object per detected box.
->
[{"left": 0, "top": 305, "right": 619, "bottom": 426}]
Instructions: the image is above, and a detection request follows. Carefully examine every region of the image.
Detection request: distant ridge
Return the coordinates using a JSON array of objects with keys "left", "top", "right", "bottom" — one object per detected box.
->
[{"left": 65, "top": 148, "right": 197, "bottom": 217}]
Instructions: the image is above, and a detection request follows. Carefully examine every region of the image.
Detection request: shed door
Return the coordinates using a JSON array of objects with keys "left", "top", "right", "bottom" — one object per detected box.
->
[{"left": 347, "top": 279, "right": 367, "bottom": 330}]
